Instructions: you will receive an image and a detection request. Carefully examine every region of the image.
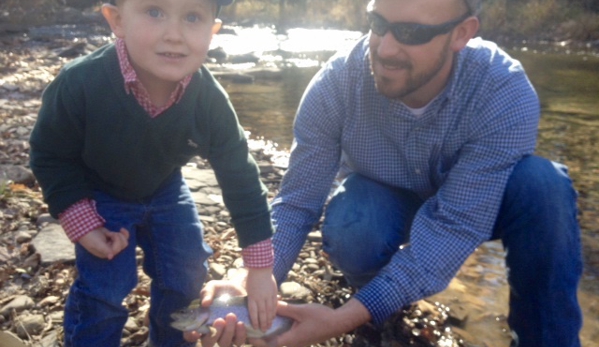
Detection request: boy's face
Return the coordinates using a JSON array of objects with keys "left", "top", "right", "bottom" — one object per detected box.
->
[{"left": 102, "top": 0, "right": 221, "bottom": 88}]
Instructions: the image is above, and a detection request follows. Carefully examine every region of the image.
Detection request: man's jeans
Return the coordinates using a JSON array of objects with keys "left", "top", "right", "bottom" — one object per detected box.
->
[
  {"left": 321, "top": 155, "right": 582, "bottom": 347},
  {"left": 63, "top": 171, "right": 212, "bottom": 347}
]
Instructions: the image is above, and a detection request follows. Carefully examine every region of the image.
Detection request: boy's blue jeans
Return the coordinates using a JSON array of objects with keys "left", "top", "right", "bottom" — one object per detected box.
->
[
  {"left": 63, "top": 171, "right": 211, "bottom": 347},
  {"left": 321, "top": 155, "right": 582, "bottom": 347}
]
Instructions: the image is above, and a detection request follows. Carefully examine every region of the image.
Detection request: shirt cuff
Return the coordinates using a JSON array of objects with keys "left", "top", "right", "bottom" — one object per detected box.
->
[
  {"left": 58, "top": 198, "right": 105, "bottom": 242},
  {"left": 241, "top": 238, "right": 274, "bottom": 268},
  {"left": 353, "top": 275, "right": 408, "bottom": 326}
]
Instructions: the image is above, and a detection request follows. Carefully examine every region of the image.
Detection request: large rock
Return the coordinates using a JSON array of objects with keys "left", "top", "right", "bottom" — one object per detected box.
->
[
  {"left": 0, "top": 165, "right": 35, "bottom": 185},
  {"left": 182, "top": 166, "right": 219, "bottom": 190},
  {"left": 31, "top": 223, "right": 75, "bottom": 265}
]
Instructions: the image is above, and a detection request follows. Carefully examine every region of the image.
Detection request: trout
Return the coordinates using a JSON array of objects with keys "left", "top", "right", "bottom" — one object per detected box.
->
[{"left": 170, "top": 295, "right": 293, "bottom": 338}]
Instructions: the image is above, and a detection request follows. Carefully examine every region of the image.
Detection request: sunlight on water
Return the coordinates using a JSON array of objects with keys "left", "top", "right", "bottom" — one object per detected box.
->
[
  {"left": 211, "top": 26, "right": 280, "bottom": 55},
  {"left": 211, "top": 26, "right": 363, "bottom": 57},
  {"left": 279, "top": 28, "right": 364, "bottom": 53}
]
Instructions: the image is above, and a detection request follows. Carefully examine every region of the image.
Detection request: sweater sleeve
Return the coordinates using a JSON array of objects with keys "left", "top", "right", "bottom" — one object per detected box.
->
[
  {"left": 29, "top": 71, "right": 95, "bottom": 218},
  {"left": 205, "top": 87, "right": 275, "bottom": 248}
]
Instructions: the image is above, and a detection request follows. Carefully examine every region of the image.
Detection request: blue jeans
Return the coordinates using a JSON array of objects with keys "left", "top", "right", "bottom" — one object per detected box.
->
[
  {"left": 63, "top": 171, "right": 212, "bottom": 347},
  {"left": 321, "top": 156, "right": 582, "bottom": 347}
]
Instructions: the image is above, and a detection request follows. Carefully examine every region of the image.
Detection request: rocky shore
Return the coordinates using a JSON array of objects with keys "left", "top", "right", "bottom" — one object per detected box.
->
[{"left": 0, "top": 150, "right": 468, "bottom": 347}]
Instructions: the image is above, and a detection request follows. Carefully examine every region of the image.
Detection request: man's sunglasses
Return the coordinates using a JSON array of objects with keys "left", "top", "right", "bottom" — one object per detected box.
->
[{"left": 367, "top": 11, "right": 471, "bottom": 45}]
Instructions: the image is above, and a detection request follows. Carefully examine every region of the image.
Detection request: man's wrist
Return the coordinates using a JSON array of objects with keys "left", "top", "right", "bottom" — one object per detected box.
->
[{"left": 334, "top": 298, "right": 372, "bottom": 333}]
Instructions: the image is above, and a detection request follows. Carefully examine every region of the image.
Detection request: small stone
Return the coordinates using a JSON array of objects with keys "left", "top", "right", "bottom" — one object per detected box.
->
[
  {"left": 15, "top": 231, "right": 32, "bottom": 243},
  {"left": 305, "top": 263, "right": 320, "bottom": 271},
  {"left": 22, "top": 253, "right": 40, "bottom": 269},
  {"left": 280, "top": 281, "right": 311, "bottom": 300},
  {"left": 0, "top": 246, "right": 11, "bottom": 263},
  {"left": 47, "top": 311, "right": 64, "bottom": 324},
  {"left": 39, "top": 330, "right": 59, "bottom": 347},
  {"left": 128, "top": 326, "right": 149, "bottom": 345},
  {"left": 37, "top": 296, "right": 60, "bottom": 307},
  {"left": 36, "top": 214, "right": 57, "bottom": 227},
  {"left": 15, "top": 313, "right": 46, "bottom": 338},
  {"left": 307, "top": 231, "right": 322, "bottom": 242},
  {"left": 124, "top": 316, "right": 139, "bottom": 332},
  {"left": 0, "top": 330, "right": 25, "bottom": 346},
  {"left": 446, "top": 304, "right": 469, "bottom": 327},
  {"left": 0, "top": 295, "right": 35, "bottom": 317},
  {"left": 209, "top": 262, "right": 226, "bottom": 280},
  {"left": 258, "top": 162, "right": 275, "bottom": 174},
  {"left": 199, "top": 215, "right": 216, "bottom": 223}
]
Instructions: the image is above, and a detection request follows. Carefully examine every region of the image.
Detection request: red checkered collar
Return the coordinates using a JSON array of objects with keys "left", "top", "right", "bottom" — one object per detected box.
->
[{"left": 115, "top": 38, "right": 192, "bottom": 117}]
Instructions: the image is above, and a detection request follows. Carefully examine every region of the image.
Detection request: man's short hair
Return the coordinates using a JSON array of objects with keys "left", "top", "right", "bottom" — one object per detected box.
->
[{"left": 463, "top": 0, "right": 482, "bottom": 15}]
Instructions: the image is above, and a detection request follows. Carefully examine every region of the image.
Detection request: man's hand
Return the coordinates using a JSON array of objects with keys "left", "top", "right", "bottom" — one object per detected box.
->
[
  {"left": 245, "top": 267, "right": 278, "bottom": 333},
  {"left": 185, "top": 313, "right": 247, "bottom": 347},
  {"left": 251, "top": 298, "right": 371, "bottom": 347},
  {"left": 78, "top": 227, "right": 129, "bottom": 260},
  {"left": 183, "top": 280, "right": 249, "bottom": 347}
]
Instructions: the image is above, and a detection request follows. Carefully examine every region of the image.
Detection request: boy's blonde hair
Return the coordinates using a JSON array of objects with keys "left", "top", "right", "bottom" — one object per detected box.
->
[{"left": 106, "top": 0, "right": 234, "bottom": 16}]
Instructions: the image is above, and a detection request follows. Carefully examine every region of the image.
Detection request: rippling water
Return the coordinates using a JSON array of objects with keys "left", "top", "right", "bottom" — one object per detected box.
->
[{"left": 216, "top": 27, "right": 599, "bottom": 346}]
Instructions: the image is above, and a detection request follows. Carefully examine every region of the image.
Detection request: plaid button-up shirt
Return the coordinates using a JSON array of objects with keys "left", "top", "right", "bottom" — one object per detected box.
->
[{"left": 271, "top": 36, "right": 539, "bottom": 324}]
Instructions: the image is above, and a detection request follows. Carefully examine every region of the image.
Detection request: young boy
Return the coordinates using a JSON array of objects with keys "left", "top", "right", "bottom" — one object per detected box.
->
[{"left": 29, "top": 0, "right": 278, "bottom": 346}]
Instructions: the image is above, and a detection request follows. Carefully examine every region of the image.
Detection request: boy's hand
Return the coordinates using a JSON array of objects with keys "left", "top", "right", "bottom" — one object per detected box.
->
[
  {"left": 78, "top": 227, "right": 130, "bottom": 260},
  {"left": 245, "top": 267, "right": 277, "bottom": 333}
]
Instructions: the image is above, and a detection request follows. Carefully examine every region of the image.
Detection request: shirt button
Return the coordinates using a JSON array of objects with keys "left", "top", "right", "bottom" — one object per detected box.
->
[{"left": 415, "top": 169, "right": 421, "bottom": 174}]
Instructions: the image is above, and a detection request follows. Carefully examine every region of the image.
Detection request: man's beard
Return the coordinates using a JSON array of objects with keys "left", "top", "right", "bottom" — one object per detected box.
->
[{"left": 369, "top": 37, "right": 452, "bottom": 101}]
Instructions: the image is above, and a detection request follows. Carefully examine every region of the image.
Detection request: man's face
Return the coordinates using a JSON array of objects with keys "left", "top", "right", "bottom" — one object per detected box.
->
[
  {"left": 368, "top": 0, "right": 466, "bottom": 107},
  {"left": 106, "top": 0, "right": 221, "bottom": 89}
]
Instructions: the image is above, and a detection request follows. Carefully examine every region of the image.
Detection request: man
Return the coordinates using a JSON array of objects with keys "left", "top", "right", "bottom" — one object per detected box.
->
[{"left": 191, "top": 0, "right": 583, "bottom": 346}]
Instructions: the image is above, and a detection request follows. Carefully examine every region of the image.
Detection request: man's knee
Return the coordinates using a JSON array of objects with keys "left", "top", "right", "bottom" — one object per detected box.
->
[
  {"left": 506, "top": 155, "right": 576, "bottom": 203},
  {"left": 321, "top": 174, "right": 414, "bottom": 277},
  {"left": 497, "top": 155, "right": 580, "bottom": 254}
]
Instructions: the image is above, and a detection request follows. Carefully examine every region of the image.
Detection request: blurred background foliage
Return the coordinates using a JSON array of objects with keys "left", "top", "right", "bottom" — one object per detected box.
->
[
  {"left": 1, "top": 0, "right": 599, "bottom": 42},
  {"left": 217, "top": 0, "right": 599, "bottom": 42}
]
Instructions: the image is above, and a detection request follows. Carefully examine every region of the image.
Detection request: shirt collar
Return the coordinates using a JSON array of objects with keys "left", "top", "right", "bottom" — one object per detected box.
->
[{"left": 115, "top": 38, "right": 192, "bottom": 97}]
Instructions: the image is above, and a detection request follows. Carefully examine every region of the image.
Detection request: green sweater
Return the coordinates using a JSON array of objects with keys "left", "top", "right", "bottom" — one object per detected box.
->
[{"left": 29, "top": 44, "right": 273, "bottom": 247}]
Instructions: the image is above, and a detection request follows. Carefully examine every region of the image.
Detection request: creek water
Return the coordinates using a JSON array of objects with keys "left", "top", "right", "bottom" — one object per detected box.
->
[{"left": 213, "top": 27, "right": 599, "bottom": 346}]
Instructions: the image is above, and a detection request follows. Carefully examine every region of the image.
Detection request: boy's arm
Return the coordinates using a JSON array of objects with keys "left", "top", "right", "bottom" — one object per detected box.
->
[
  {"left": 30, "top": 69, "right": 130, "bottom": 260},
  {"left": 59, "top": 198, "right": 130, "bottom": 259},
  {"left": 30, "top": 72, "right": 95, "bottom": 218},
  {"left": 59, "top": 199, "right": 105, "bottom": 242},
  {"left": 204, "top": 86, "right": 274, "bottom": 248},
  {"left": 245, "top": 266, "right": 277, "bottom": 333},
  {"left": 241, "top": 239, "right": 277, "bottom": 332},
  {"left": 203, "top": 82, "right": 278, "bottom": 331}
]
